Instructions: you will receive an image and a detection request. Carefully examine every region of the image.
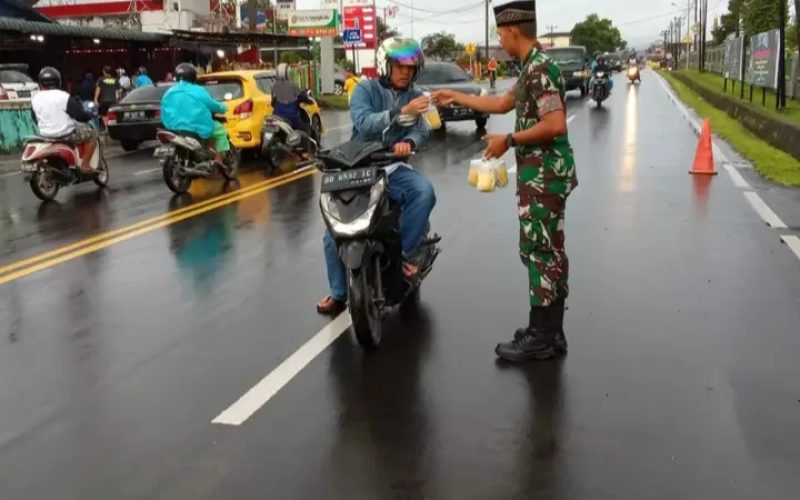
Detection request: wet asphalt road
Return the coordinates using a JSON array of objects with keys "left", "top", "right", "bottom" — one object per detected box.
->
[{"left": 1, "top": 74, "right": 799, "bottom": 499}]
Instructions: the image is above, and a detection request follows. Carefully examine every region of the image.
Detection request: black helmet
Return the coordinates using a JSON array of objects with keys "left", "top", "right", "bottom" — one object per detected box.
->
[
  {"left": 38, "top": 67, "right": 61, "bottom": 89},
  {"left": 174, "top": 63, "right": 197, "bottom": 83}
]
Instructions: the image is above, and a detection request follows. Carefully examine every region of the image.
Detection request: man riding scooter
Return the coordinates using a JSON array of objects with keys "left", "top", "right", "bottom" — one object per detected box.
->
[
  {"left": 590, "top": 53, "right": 613, "bottom": 92},
  {"left": 316, "top": 37, "right": 437, "bottom": 315},
  {"left": 31, "top": 67, "right": 99, "bottom": 173},
  {"left": 271, "top": 63, "right": 314, "bottom": 133},
  {"left": 160, "top": 63, "right": 230, "bottom": 168}
]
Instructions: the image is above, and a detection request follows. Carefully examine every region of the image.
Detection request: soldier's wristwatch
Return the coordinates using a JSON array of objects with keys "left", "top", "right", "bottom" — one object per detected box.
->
[{"left": 505, "top": 133, "right": 516, "bottom": 148}]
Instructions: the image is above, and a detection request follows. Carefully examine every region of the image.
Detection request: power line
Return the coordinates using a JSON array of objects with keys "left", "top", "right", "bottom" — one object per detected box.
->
[
  {"left": 389, "top": 1, "right": 485, "bottom": 28},
  {"left": 383, "top": 0, "right": 482, "bottom": 15}
]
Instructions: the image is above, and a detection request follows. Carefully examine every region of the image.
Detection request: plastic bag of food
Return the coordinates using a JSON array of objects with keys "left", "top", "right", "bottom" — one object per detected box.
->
[
  {"left": 491, "top": 159, "right": 509, "bottom": 188},
  {"left": 423, "top": 92, "right": 442, "bottom": 130},
  {"left": 476, "top": 160, "right": 496, "bottom": 192},
  {"left": 468, "top": 159, "right": 481, "bottom": 187}
]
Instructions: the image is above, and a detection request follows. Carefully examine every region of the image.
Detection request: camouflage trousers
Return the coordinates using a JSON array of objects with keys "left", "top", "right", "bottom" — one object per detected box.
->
[{"left": 519, "top": 195, "right": 569, "bottom": 307}]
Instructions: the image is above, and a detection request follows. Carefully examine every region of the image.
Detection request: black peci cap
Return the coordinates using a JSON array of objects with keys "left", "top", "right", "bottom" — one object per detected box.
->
[{"left": 493, "top": 0, "right": 536, "bottom": 27}]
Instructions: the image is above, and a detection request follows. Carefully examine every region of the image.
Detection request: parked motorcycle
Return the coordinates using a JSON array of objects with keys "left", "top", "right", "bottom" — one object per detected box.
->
[
  {"left": 154, "top": 116, "right": 240, "bottom": 194},
  {"left": 260, "top": 115, "right": 319, "bottom": 172},
  {"left": 20, "top": 133, "right": 109, "bottom": 201},
  {"left": 590, "top": 71, "right": 610, "bottom": 108},
  {"left": 316, "top": 136, "right": 441, "bottom": 350}
]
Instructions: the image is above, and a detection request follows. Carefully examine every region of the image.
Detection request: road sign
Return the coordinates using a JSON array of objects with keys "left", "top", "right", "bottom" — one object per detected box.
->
[
  {"left": 343, "top": 29, "right": 362, "bottom": 43},
  {"left": 288, "top": 9, "right": 339, "bottom": 37},
  {"left": 466, "top": 43, "right": 477, "bottom": 55},
  {"left": 343, "top": 5, "right": 377, "bottom": 49},
  {"left": 276, "top": 0, "right": 294, "bottom": 21}
]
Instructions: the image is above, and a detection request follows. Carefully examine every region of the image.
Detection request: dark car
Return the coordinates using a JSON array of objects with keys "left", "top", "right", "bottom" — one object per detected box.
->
[
  {"left": 416, "top": 62, "right": 490, "bottom": 129},
  {"left": 543, "top": 46, "right": 589, "bottom": 97},
  {"left": 107, "top": 83, "right": 173, "bottom": 151}
]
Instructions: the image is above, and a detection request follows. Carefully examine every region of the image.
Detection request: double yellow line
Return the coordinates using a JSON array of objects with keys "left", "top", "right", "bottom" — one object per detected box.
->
[{"left": 0, "top": 167, "right": 316, "bottom": 286}]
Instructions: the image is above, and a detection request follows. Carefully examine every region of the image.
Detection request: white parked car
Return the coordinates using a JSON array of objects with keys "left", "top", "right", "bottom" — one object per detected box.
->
[{"left": 0, "top": 64, "right": 39, "bottom": 101}]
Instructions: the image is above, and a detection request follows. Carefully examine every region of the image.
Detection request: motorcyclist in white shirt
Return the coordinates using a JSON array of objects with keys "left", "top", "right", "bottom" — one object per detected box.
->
[{"left": 30, "top": 67, "right": 99, "bottom": 173}]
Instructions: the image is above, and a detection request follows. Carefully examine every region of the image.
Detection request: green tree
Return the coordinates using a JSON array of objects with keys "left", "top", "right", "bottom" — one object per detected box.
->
[
  {"left": 421, "top": 32, "right": 464, "bottom": 61},
  {"left": 378, "top": 17, "right": 399, "bottom": 42},
  {"left": 570, "top": 14, "right": 626, "bottom": 56},
  {"left": 742, "top": 0, "right": 789, "bottom": 36},
  {"left": 711, "top": 0, "right": 743, "bottom": 44}
]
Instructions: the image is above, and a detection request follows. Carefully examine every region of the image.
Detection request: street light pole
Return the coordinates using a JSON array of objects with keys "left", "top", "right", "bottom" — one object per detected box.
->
[
  {"left": 485, "top": 0, "right": 490, "bottom": 63},
  {"left": 777, "top": 0, "right": 787, "bottom": 108}
]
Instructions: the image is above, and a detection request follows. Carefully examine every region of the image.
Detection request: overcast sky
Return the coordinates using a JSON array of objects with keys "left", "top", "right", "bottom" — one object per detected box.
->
[{"left": 295, "top": 0, "right": 734, "bottom": 50}]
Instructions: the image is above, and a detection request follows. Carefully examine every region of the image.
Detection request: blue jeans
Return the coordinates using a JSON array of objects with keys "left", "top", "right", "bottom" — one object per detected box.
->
[{"left": 324, "top": 167, "right": 436, "bottom": 301}]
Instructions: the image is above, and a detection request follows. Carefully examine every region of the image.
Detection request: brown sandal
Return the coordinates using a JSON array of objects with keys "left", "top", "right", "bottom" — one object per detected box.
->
[{"left": 316, "top": 296, "right": 346, "bottom": 316}]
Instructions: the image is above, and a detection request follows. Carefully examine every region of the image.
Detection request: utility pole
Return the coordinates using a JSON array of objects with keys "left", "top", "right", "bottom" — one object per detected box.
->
[
  {"left": 700, "top": 0, "right": 708, "bottom": 72},
  {"left": 694, "top": 0, "right": 698, "bottom": 52},
  {"left": 485, "top": 0, "right": 490, "bottom": 63},
  {"left": 546, "top": 24, "right": 557, "bottom": 48},
  {"left": 778, "top": 0, "right": 787, "bottom": 108}
]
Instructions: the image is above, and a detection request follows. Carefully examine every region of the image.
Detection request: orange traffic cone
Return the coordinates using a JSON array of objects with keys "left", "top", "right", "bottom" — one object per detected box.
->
[{"left": 689, "top": 119, "right": 718, "bottom": 175}]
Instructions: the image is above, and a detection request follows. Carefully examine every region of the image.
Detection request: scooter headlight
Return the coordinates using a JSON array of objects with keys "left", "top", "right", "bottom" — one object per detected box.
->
[{"left": 321, "top": 178, "right": 386, "bottom": 237}]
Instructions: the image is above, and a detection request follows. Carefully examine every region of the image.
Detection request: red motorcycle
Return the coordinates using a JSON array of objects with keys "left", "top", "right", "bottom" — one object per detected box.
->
[{"left": 20, "top": 136, "right": 108, "bottom": 201}]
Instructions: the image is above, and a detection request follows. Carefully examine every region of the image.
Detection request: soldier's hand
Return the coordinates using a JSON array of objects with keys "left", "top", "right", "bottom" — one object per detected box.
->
[
  {"left": 431, "top": 90, "right": 457, "bottom": 106},
  {"left": 400, "top": 96, "right": 431, "bottom": 116},
  {"left": 483, "top": 133, "right": 509, "bottom": 159}
]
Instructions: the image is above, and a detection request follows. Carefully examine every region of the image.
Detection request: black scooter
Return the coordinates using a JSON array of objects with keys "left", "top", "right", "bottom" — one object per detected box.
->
[
  {"left": 590, "top": 70, "right": 611, "bottom": 108},
  {"left": 316, "top": 137, "right": 441, "bottom": 350}
]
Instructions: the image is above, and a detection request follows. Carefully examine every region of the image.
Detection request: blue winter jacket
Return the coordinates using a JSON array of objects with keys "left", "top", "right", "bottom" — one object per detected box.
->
[
  {"left": 348, "top": 78, "right": 429, "bottom": 149},
  {"left": 161, "top": 81, "right": 227, "bottom": 139}
]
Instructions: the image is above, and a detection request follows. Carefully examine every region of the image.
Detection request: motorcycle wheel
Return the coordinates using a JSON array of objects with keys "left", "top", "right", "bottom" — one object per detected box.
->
[
  {"left": 93, "top": 157, "right": 109, "bottom": 188},
  {"left": 221, "top": 148, "right": 240, "bottom": 181},
  {"left": 269, "top": 142, "right": 295, "bottom": 174},
  {"left": 348, "top": 267, "right": 382, "bottom": 350},
  {"left": 310, "top": 116, "right": 322, "bottom": 142},
  {"left": 30, "top": 167, "right": 59, "bottom": 201},
  {"left": 162, "top": 155, "right": 191, "bottom": 194}
]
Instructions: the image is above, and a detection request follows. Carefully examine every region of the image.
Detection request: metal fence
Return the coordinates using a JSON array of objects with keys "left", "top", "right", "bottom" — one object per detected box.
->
[{"left": 679, "top": 47, "right": 800, "bottom": 98}]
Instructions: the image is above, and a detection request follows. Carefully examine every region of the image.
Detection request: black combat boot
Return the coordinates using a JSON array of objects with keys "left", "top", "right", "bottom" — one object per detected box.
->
[
  {"left": 495, "top": 307, "right": 558, "bottom": 363},
  {"left": 550, "top": 298, "right": 568, "bottom": 355},
  {"left": 512, "top": 300, "right": 568, "bottom": 354}
]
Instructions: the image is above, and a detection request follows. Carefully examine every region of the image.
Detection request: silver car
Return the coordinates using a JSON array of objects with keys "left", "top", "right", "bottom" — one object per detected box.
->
[{"left": 0, "top": 64, "right": 39, "bottom": 101}]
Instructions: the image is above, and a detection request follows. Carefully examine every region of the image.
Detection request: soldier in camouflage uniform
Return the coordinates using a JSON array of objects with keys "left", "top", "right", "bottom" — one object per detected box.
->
[{"left": 432, "top": 0, "right": 577, "bottom": 362}]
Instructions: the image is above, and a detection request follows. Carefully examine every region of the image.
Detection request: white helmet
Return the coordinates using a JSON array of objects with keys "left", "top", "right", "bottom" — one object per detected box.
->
[
  {"left": 277, "top": 63, "right": 290, "bottom": 81},
  {"left": 376, "top": 37, "right": 425, "bottom": 83}
]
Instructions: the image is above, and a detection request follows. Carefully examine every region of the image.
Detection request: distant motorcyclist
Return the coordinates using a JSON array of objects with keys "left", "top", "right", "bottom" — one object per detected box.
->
[
  {"left": 590, "top": 54, "right": 613, "bottom": 92},
  {"left": 271, "top": 63, "right": 313, "bottom": 133},
  {"left": 31, "top": 67, "right": 99, "bottom": 173},
  {"left": 160, "top": 63, "right": 229, "bottom": 167}
]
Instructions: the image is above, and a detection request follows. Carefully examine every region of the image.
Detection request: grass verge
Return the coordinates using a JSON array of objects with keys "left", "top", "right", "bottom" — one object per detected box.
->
[
  {"left": 675, "top": 70, "right": 800, "bottom": 126},
  {"left": 661, "top": 71, "right": 800, "bottom": 187},
  {"left": 316, "top": 94, "right": 349, "bottom": 110}
]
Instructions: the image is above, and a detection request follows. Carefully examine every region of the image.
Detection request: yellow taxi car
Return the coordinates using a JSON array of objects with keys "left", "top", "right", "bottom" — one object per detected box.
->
[{"left": 197, "top": 69, "right": 323, "bottom": 151}]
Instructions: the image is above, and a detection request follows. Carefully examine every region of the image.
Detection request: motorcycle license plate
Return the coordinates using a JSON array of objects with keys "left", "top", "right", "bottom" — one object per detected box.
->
[
  {"left": 321, "top": 167, "right": 377, "bottom": 193},
  {"left": 153, "top": 146, "right": 174, "bottom": 158},
  {"left": 20, "top": 163, "right": 38, "bottom": 172}
]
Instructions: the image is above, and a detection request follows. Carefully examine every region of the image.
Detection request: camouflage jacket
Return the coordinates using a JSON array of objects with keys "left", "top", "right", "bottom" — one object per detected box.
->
[{"left": 512, "top": 47, "right": 578, "bottom": 203}]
